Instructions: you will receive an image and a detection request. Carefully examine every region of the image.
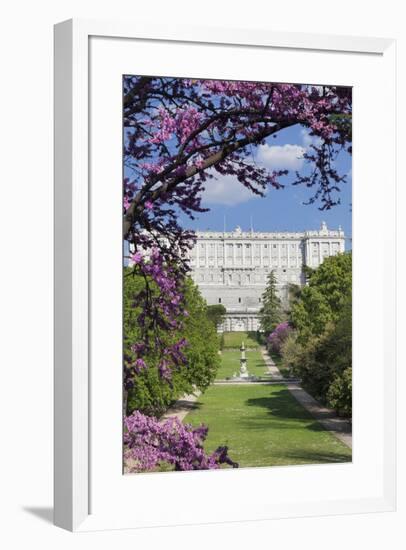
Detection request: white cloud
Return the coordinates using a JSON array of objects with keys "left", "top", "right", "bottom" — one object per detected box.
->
[
  {"left": 257, "top": 143, "right": 305, "bottom": 171},
  {"left": 300, "top": 128, "right": 323, "bottom": 149},
  {"left": 199, "top": 129, "right": 325, "bottom": 206},
  {"left": 201, "top": 173, "right": 260, "bottom": 206}
]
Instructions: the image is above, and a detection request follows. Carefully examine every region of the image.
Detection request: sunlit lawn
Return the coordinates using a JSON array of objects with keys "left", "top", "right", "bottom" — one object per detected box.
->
[
  {"left": 216, "top": 349, "right": 269, "bottom": 380},
  {"left": 222, "top": 331, "right": 259, "bottom": 349},
  {"left": 184, "top": 384, "right": 352, "bottom": 468}
]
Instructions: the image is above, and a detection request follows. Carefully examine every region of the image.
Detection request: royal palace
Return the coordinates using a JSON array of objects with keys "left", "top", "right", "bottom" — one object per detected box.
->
[{"left": 188, "top": 222, "right": 345, "bottom": 332}]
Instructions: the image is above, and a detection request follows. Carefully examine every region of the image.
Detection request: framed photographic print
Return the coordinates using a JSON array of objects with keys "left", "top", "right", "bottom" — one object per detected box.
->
[{"left": 54, "top": 19, "right": 396, "bottom": 531}]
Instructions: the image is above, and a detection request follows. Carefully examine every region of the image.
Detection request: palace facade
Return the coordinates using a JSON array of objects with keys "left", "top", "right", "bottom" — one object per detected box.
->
[{"left": 188, "top": 222, "right": 345, "bottom": 332}]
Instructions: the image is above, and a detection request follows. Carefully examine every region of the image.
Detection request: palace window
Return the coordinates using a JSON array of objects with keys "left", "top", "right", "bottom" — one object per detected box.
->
[
  {"left": 238, "top": 297, "right": 241, "bottom": 303},
  {"left": 218, "top": 298, "right": 222, "bottom": 304}
]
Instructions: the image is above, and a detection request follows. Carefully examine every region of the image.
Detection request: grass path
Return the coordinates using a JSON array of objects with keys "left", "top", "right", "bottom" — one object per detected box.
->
[{"left": 184, "top": 384, "right": 352, "bottom": 468}]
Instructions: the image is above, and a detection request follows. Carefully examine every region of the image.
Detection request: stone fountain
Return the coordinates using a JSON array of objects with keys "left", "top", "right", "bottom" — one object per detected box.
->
[{"left": 232, "top": 341, "right": 257, "bottom": 381}]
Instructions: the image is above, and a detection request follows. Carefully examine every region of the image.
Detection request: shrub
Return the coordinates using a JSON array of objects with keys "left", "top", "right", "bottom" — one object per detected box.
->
[
  {"left": 124, "top": 411, "right": 238, "bottom": 472},
  {"left": 285, "top": 253, "right": 352, "bottom": 414},
  {"left": 267, "top": 322, "right": 292, "bottom": 354},
  {"left": 280, "top": 331, "right": 302, "bottom": 375},
  {"left": 327, "top": 368, "right": 352, "bottom": 417},
  {"left": 124, "top": 270, "right": 220, "bottom": 416},
  {"left": 206, "top": 304, "right": 226, "bottom": 330}
]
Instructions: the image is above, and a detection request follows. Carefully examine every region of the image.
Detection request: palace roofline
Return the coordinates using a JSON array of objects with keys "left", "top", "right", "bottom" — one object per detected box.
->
[{"left": 195, "top": 222, "right": 344, "bottom": 239}]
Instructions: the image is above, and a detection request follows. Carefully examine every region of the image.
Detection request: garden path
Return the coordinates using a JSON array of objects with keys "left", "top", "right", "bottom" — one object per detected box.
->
[{"left": 160, "top": 390, "right": 201, "bottom": 424}]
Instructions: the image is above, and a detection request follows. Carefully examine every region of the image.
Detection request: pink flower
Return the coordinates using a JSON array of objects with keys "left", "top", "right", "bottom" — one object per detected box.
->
[
  {"left": 145, "top": 201, "right": 153, "bottom": 210},
  {"left": 123, "top": 196, "right": 131, "bottom": 211},
  {"left": 130, "top": 251, "right": 143, "bottom": 264}
]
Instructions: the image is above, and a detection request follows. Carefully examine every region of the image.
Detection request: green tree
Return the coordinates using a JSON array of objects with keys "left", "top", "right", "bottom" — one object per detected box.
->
[
  {"left": 284, "top": 283, "right": 302, "bottom": 317},
  {"left": 206, "top": 304, "right": 227, "bottom": 331},
  {"left": 282, "top": 253, "right": 352, "bottom": 415},
  {"left": 291, "top": 252, "right": 352, "bottom": 342},
  {"left": 259, "top": 270, "right": 282, "bottom": 334},
  {"left": 124, "top": 269, "right": 220, "bottom": 416}
]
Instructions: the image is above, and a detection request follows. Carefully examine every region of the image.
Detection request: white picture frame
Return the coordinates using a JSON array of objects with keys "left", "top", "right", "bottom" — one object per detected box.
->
[{"left": 54, "top": 18, "right": 396, "bottom": 532}]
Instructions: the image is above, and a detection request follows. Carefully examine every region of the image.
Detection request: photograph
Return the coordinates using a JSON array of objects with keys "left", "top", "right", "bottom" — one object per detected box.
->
[{"left": 122, "top": 75, "right": 352, "bottom": 473}]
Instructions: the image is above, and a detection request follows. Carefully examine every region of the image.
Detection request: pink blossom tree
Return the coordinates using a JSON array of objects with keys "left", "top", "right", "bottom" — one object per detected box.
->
[
  {"left": 268, "top": 322, "right": 293, "bottom": 354},
  {"left": 124, "top": 411, "right": 238, "bottom": 472},
  {"left": 123, "top": 77, "right": 351, "bottom": 387}
]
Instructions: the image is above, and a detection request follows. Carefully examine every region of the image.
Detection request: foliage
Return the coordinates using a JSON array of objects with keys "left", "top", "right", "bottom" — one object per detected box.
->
[
  {"left": 327, "top": 368, "right": 352, "bottom": 417},
  {"left": 267, "top": 321, "right": 292, "bottom": 354},
  {"left": 123, "top": 77, "right": 352, "bottom": 384},
  {"left": 291, "top": 317, "right": 351, "bottom": 413},
  {"left": 206, "top": 304, "right": 227, "bottom": 330},
  {"left": 124, "top": 270, "right": 220, "bottom": 416},
  {"left": 282, "top": 255, "right": 352, "bottom": 414},
  {"left": 260, "top": 270, "right": 283, "bottom": 334},
  {"left": 285, "top": 283, "right": 302, "bottom": 316},
  {"left": 290, "top": 252, "right": 352, "bottom": 342},
  {"left": 124, "top": 410, "right": 238, "bottom": 472}
]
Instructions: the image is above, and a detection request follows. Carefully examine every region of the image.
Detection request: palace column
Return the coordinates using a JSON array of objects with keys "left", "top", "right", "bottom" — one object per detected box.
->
[{"left": 305, "top": 239, "right": 311, "bottom": 267}]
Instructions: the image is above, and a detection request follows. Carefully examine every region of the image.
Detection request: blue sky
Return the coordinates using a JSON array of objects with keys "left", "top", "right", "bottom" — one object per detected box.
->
[{"left": 178, "top": 124, "right": 352, "bottom": 247}]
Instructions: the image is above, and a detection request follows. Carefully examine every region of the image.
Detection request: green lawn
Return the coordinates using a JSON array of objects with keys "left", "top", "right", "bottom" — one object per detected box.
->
[
  {"left": 184, "top": 384, "right": 351, "bottom": 468},
  {"left": 222, "top": 331, "right": 259, "bottom": 349},
  {"left": 216, "top": 349, "right": 269, "bottom": 379}
]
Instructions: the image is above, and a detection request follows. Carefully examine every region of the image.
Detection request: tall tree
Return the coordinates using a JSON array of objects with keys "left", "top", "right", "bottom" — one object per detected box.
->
[
  {"left": 206, "top": 304, "right": 227, "bottom": 331},
  {"left": 284, "top": 253, "right": 352, "bottom": 410},
  {"left": 290, "top": 252, "right": 352, "bottom": 342},
  {"left": 259, "top": 270, "right": 283, "bottom": 334}
]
